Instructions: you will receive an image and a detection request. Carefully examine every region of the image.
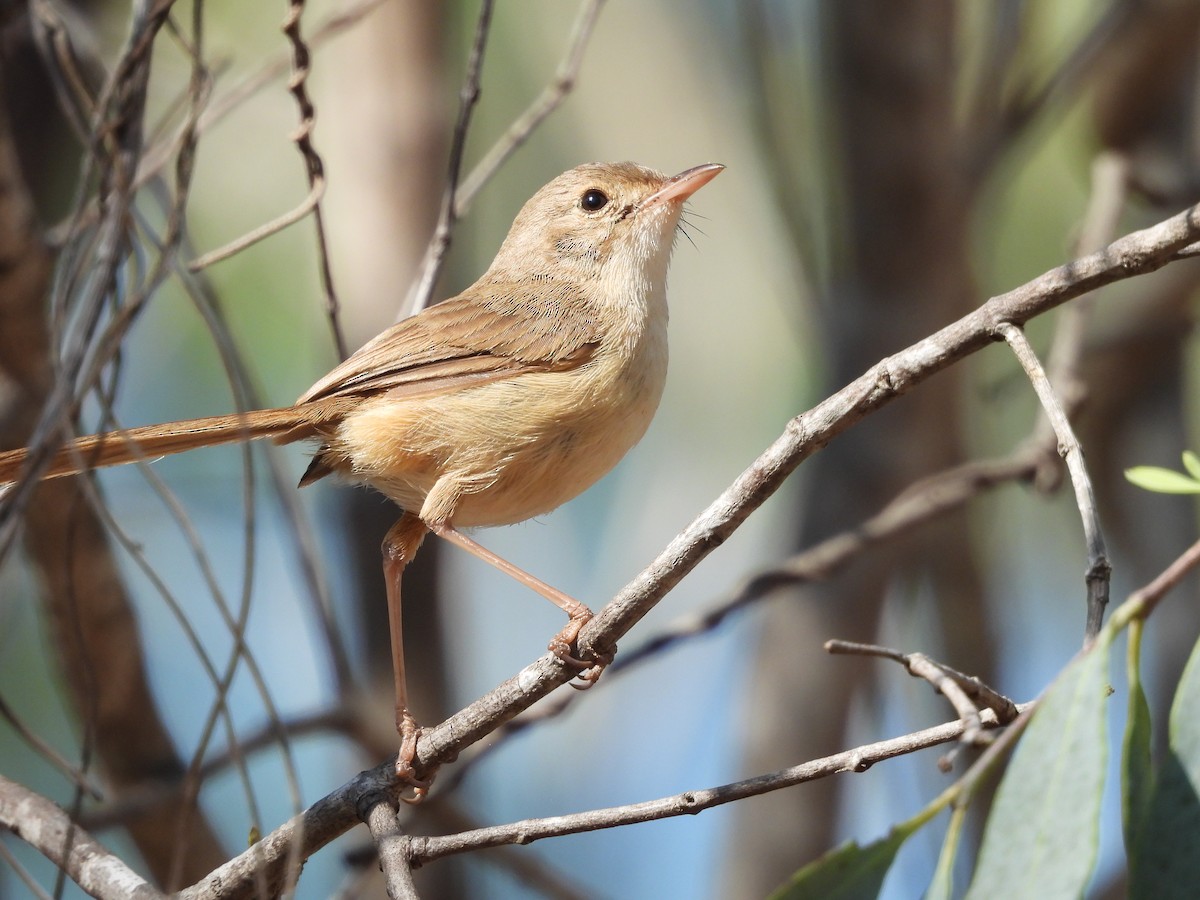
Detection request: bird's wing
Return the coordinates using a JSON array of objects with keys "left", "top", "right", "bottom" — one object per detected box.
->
[{"left": 297, "top": 280, "right": 603, "bottom": 405}]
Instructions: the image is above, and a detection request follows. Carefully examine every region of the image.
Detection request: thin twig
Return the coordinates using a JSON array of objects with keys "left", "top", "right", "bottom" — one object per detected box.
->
[
  {"left": 999, "top": 323, "right": 1111, "bottom": 643},
  {"left": 187, "top": 182, "right": 321, "bottom": 271},
  {"left": 613, "top": 452, "right": 1045, "bottom": 671},
  {"left": 1032, "top": 152, "right": 1131, "bottom": 492},
  {"left": 0, "top": 839, "right": 56, "bottom": 900},
  {"left": 405, "top": 0, "right": 496, "bottom": 315},
  {"left": 406, "top": 705, "right": 1024, "bottom": 866},
  {"left": 825, "top": 640, "right": 1020, "bottom": 768},
  {"left": 178, "top": 703, "right": 1023, "bottom": 898},
  {"left": 455, "top": 0, "right": 607, "bottom": 216},
  {"left": 0, "top": 0, "right": 176, "bottom": 548},
  {"left": 28, "top": 0, "right": 97, "bottom": 144},
  {"left": 281, "top": 0, "right": 346, "bottom": 358}
]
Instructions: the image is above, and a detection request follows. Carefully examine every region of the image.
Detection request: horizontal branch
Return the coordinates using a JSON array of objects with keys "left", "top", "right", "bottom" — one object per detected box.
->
[{"left": 408, "top": 705, "right": 1027, "bottom": 865}]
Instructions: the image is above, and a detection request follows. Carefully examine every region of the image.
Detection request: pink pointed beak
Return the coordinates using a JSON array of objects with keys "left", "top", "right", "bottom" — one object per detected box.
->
[{"left": 640, "top": 163, "right": 724, "bottom": 209}]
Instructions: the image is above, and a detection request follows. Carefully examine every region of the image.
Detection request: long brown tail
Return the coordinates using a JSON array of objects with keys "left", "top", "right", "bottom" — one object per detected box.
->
[{"left": 0, "top": 405, "right": 334, "bottom": 484}]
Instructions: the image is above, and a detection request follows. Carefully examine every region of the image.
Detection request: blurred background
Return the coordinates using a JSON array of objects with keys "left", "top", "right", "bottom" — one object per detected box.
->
[{"left": 1, "top": 1, "right": 1199, "bottom": 897}]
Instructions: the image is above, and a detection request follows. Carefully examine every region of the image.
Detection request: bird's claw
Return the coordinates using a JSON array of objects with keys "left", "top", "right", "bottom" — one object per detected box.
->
[
  {"left": 549, "top": 616, "right": 613, "bottom": 688},
  {"left": 394, "top": 714, "right": 434, "bottom": 804}
]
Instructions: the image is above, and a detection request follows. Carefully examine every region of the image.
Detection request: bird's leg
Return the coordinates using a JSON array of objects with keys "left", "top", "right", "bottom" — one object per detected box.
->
[
  {"left": 382, "top": 513, "right": 434, "bottom": 801},
  {"left": 430, "top": 523, "right": 611, "bottom": 685}
]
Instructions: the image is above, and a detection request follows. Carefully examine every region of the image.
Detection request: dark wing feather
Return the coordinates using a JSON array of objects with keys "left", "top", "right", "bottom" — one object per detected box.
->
[{"left": 297, "top": 280, "right": 602, "bottom": 405}]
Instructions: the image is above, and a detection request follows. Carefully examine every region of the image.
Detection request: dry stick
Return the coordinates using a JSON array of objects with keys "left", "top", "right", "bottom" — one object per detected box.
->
[
  {"left": 455, "top": 0, "right": 607, "bottom": 216},
  {"left": 425, "top": 804, "right": 592, "bottom": 900},
  {"left": 173, "top": 200, "right": 1200, "bottom": 900},
  {"left": 1032, "top": 152, "right": 1131, "bottom": 494},
  {"left": 281, "top": 0, "right": 347, "bottom": 359},
  {"left": 70, "top": 450, "right": 1043, "bottom": 817},
  {"left": 999, "top": 323, "right": 1111, "bottom": 643},
  {"left": 405, "top": 706, "right": 1024, "bottom": 867},
  {"left": 3, "top": 0, "right": 230, "bottom": 884},
  {"left": 47, "top": 0, "right": 388, "bottom": 245},
  {"left": 613, "top": 452, "right": 1045, "bottom": 672},
  {"left": 824, "top": 640, "right": 1017, "bottom": 770},
  {"left": 170, "top": 534, "right": 1200, "bottom": 898},
  {"left": 0, "top": 775, "right": 165, "bottom": 900},
  {"left": 177, "top": 5, "right": 340, "bottom": 278},
  {"left": 569, "top": 205, "right": 1200, "bottom": 678},
  {"left": 179, "top": 709, "right": 1020, "bottom": 899},
  {"left": 339, "top": 805, "right": 593, "bottom": 900},
  {"left": 405, "top": 0, "right": 496, "bottom": 315},
  {"left": 823, "top": 641, "right": 983, "bottom": 724},
  {"left": 361, "top": 798, "right": 420, "bottom": 900},
  {"left": 431, "top": 452, "right": 1047, "bottom": 798},
  {"left": 188, "top": 182, "right": 321, "bottom": 271},
  {"left": 192, "top": 0, "right": 388, "bottom": 137},
  {"left": 0, "top": 0, "right": 174, "bottom": 549}
]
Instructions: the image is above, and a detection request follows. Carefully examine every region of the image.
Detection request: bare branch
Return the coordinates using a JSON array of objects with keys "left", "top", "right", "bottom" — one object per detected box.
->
[
  {"left": 825, "top": 640, "right": 1020, "bottom": 768},
  {"left": 405, "top": 0, "right": 495, "bottom": 315},
  {"left": 362, "top": 797, "right": 419, "bottom": 900},
  {"left": 407, "top": 705, "right": 1024, "bottom": 866},
  {"left": 0, "top": 775, "right": 165, "bottom": 900},
  {"left": 187, "top": 182, "right": 322, "bottom": 271},
  {"left": 999, "top": 323, "right": 1111, "bottom": 643},
  {"left": 570, "top": 202, "right": 1200, "bottom": 672},
  {"left": 399, "top": 199, "right": 1200, "bottom": 793},
  {"left": 281, "top": 0, "right": 346, "bottom": 358},
  {"left": 455, "top": 0, "right": 607, "bottom": 216}
]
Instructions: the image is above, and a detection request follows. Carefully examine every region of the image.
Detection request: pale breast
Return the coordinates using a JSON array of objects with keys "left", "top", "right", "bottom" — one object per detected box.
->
[{"left": 330, "top": 333, "right": 668, "bottom": 528}]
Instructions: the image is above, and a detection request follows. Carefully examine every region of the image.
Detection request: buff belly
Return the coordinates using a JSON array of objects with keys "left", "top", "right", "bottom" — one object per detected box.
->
[{"left": 328, "top": 353, "right": 665, "bottom": 528}]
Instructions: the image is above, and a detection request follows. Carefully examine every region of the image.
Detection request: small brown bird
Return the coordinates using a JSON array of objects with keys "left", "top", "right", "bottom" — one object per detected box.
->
[{"left": 0, "top": 161, "right": 723, "bottom": 793}]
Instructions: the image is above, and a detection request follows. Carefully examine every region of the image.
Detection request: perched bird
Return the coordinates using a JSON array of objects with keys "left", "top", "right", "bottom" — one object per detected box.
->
[{"left": 0, "top": 161, "right": 723, "bottom": 794}]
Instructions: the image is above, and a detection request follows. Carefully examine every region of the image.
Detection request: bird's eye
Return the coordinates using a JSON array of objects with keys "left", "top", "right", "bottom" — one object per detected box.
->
[{"left": 580, "top": 189, "right": 609, "bottom": 212}]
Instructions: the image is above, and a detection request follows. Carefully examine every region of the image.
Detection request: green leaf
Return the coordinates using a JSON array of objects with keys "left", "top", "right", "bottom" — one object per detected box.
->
[
  {"left": 1181, "top": 450, "right": 1200, "bottom": 482},
  {"left": 1122, "top": 619, "right": 1153, "bottom": 855},
  {"left": 1124, "top": 466, "right": 1200, "bottom": 494},
  {"left": 768, "top": 828, "right": 908, "bottom": 900},
  {"left": 1128, "top": 632, "right": 1200, "bottom": 898},
  {"left": 924, "top": 806, "right": 965, "bottom": 900},
  {"left": 965, "top": 640, "right": 1110, "bottom": 900}
]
